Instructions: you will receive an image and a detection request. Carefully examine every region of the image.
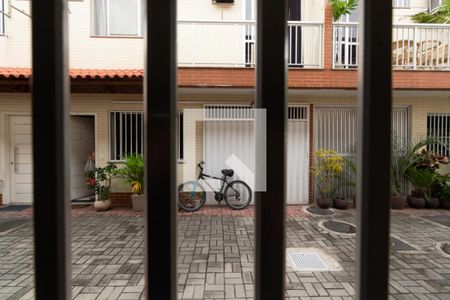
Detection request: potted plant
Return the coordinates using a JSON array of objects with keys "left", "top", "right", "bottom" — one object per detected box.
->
[
  {"left": 391, "top": 136, "right": 445, "bottom": 209},
  {"left": 115, "top": 154, "right": 145, "bottom": 211},
  {"left": 335, "top": 157, "right": 356, "bottom": 209},
  {"left": 313, "top": 149, "right": 344, "bottom": 209},
  {"left": 329, "top": 0, "right": 358, "bottom": 22},
  {"left": 433, "top": 174, "right": 450, "bottom": 209},
  {"left": 411, "top": 0, "right": 450, "bottom": 24},
  {"left": 86, "top": 164, "right": 117, "bottom": 211},
  {"left": 406, "top": 167, "right": 438, "bottom": 208}
]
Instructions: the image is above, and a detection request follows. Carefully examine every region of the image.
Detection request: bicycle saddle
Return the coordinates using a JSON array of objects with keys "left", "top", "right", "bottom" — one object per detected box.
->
[{"left": 221, "top": 169, "right": 234, "bottom": 177}]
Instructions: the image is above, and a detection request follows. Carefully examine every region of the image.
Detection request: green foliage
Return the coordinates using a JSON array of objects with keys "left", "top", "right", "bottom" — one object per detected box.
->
[
  {"left": 432, "top": 174, "right": 450, "bottom": 199},
  {"left": 115, "top": 154, "right": 145, "bottom": 195},
  {"left": 391, "top": 136, "right": 444, "bottom": 196},
  {"left": 411, "top": 0, "right": 450, "bottom": 24},
  {"left": 313, "top": 149, "right": 345, "bottom": 198},
  {"left": 85, "top": 164, "right": 117, "bottom": 201},
  {"left": 329, "top": 0, "right": 358, "bottom": 22},
  {"left": 406, "top": 167, "right": 437, "bottom": 199}
]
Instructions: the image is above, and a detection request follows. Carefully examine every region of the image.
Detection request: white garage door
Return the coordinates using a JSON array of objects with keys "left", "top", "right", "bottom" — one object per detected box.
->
[
  {"left": 204, "top": 105, "right": 309, "bottom": 205},
  {"left": 9, "top": 116, "right": 33, "bottom": 204},
  {"left": 9, "top": 115, "right": 95, "bottom": 204}
]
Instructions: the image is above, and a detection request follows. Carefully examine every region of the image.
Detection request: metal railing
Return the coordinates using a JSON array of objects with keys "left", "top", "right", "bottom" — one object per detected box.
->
[
  {"left": 177, "top": 20, "right": 323, "bottom": 68},
  {"left": 333, "top": 22, "right": 450, "bottom": 70}
]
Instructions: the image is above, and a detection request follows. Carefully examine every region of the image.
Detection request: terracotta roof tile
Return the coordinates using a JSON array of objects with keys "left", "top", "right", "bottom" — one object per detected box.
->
[{"left": 0, "top": 67, "right": 144, "bottom": 79}]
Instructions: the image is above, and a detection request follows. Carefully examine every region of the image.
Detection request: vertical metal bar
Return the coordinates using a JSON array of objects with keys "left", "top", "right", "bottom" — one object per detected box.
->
[
  {"left": 31, "top": 0, "right": 70, "bottom": 299},
  {"left": 143, "top": 0, "right": 177, "bottom": 298},
  {"left": 356, "top": 0, "right": 392, "bottom": 299},
  {"left": 255, "top": 0, "right": 287, "bottom": 299}
]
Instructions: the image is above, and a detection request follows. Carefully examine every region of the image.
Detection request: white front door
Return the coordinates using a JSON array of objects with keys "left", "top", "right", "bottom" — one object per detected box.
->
[
  {"left": 287, "top": 114, "right": 309, "bottom": 204},
  {"left": 9, "top": 116, "right": 33, "bottom": 204},
  {"left": 70, "top": 116, "right": 95, "bottom": 200}
]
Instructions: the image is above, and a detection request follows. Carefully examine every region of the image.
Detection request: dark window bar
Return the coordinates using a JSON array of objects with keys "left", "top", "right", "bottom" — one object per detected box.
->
[
  {"left": 356, "top": 0, "right": 393, "bottom": 299},
  {"left": 28, "top": 0, "right": 395, "bottom": 299},
  {"left": 143, "top": 0, "right": 177, "bottom": 299},
  {"left": 255, "top": 0, "right": 288, "bottom": 299},
  {"left": 32, "top": 0, "right": 71, "bottom": 299}
]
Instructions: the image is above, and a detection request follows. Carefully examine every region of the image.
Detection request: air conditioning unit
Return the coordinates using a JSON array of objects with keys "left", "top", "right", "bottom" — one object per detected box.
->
[{"left": 213, "top": 0, "right": 235, "bottom": 4}]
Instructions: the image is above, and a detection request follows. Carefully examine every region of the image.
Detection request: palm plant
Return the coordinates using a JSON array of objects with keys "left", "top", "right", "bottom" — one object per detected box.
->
[
  {"left": 411, "top": 0, "right": 450, "bottom": 24},
  {"left": 391, "top": 136, "right": 443, "bottom": 196},
  {"left": 329, "top": 0, "right": 358, "bottom": 22},
  {"left": 115, "top": 154, "right": 144, "bottom": 195}
]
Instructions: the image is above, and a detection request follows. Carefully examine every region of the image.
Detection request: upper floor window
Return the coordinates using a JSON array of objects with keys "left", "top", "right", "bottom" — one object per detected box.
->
[
  {"left": 430, "top": 0, "right": 443, "bottom": 11},
  {"left": 393, "top": 0, "right": 410, "bottom": 8},
  {"left": 93, "top": 0, "right": 142, "bottom": 37},
  {"left": 0, "top": 0, "right": 5, "bottom": 35}
]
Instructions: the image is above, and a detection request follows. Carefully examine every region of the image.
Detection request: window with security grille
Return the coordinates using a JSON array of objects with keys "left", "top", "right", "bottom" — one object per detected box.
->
[
  {"left": 110, "top": 111, "right": 184, "bottom": 161},
  {"left": 93, "top": 0, "right": 141, "bottom": 36},
  {"left": 393, "top": 0, "right": 410, "bottom": 8},
  {"left": 110, "top": 112, "right": 144, "bottom": 160},
  {"left": 427, "top": 113, "right": 450, "bottom": 156}
]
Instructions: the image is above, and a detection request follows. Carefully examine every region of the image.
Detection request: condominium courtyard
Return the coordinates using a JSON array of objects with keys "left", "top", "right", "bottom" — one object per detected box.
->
[{"left": 0, "top": 206, "right": 449, "bottom": 300}]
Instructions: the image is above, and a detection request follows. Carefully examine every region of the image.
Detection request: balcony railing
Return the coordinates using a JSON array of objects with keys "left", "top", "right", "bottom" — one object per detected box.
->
[
  {"left": 333, "top": 22, "right": 450, "bottom": 70},
  {"left": 177, "top": 20, "right": 323, "bottom": 68}
]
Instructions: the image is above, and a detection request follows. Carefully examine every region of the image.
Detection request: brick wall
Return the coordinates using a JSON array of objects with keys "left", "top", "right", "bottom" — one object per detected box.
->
[
  {"left": 177, "top": 68, "right": 450, "bottom": 90},
  {"left": 110, "top": 192, "right": 133, "bottom": 207}
]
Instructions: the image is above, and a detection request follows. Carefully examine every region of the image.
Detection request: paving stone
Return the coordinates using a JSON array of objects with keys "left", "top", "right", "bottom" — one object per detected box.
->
[{"left": 0, "top": 206, "right": 449, "bottom": 299}]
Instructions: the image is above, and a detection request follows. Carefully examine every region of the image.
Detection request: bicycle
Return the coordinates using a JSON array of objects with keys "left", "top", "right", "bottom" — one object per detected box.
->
[{"left": 178, "top": 161, "right": 252, "bottom": 212}]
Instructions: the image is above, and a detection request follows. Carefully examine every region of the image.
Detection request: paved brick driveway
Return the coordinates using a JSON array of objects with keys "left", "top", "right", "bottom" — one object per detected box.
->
[{"left": 0, "top": 205, "right": 449, "bottom": 299}]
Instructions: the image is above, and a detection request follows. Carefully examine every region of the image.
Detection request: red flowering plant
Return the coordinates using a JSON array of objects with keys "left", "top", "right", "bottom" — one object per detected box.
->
[{"left": 85, "top": 164, "right": 117, "bottom": 201}]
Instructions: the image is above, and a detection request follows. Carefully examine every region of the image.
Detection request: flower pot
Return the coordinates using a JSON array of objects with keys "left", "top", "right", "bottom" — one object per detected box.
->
[
  {"left": 407, "top": 196, "right": 426, "bottom": 209},
  {"left": 317, "top": 198, "right": 332, "bottom": 209},
  {"left": 440, "top": 198, "right": 450, "bottom": 209},
  {"left": 426, "top": 197, "right": 440, "bottom": 209},
  {"left": 333, "top": 197, "right": 348, "bottom": 210},
  {"left": 131, "top": 194, "right": 145, "bottom": 212},
  {"left": 94, "top": 199, "right": 111, "bottom": 211},
  {"left": 390, "top": 195, "right": 406, "bottom": 210}
]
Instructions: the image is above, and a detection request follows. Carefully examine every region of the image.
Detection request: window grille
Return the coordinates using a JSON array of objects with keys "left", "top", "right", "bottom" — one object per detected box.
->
[
  {"left": 393, "top": 0, "right": 410, "bottom": 8},
  {"left": 0, "top": 0, "right": 5, "bottom": 35},
  {"left": 288, "top": 105, "right": 308, "bottom": 120},
  {"left": 110, "top": 111, "right": 184, "bottom": 161},
  {"left": 204, "top": 105, "right": 254, "bottom": 120},
  {"left": 427, "top": 113, "right": 450, "bottom": 156},
  {"left": 93, "top": 0, "right": 141, "bottom": 36},
  {"left": 110, "top": 112, "right": 144, "bottom": 160}
]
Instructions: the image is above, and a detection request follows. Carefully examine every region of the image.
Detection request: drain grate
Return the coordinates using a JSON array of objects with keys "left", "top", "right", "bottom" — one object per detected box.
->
[
  {"left": 322, "top": 220, "right": 356, "bottom": 234},
  {"left": 288, "top": 252, "right": 328, "bottom": 271},
  {"left": 306, "top": 207, "right": 334, "bottom": 216}
]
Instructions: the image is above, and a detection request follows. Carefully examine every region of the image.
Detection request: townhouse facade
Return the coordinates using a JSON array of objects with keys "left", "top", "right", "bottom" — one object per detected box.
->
[{"left": 0, "top": 0, "right": 449, "bottom": 206}]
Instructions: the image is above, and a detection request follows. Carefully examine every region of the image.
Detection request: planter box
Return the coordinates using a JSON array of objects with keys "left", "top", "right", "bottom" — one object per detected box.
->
[{"left": 132, "top": 194, "right": 145, "bottom": 212}]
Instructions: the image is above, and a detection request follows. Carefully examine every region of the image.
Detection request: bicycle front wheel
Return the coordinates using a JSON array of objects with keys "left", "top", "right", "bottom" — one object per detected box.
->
[
  {"left": 224, "top": 180, "right": 252, "bottom": 210},
  {"left": 178, "top": 181, "right": 206, "bottom": 212}
]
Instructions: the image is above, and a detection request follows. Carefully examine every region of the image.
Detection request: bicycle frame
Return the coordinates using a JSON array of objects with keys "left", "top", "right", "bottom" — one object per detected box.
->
[{"left": 197, "top": 166, "right": 230, "bottom": 197}]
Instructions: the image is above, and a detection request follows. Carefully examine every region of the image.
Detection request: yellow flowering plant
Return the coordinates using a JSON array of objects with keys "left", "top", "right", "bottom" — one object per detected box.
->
[{"left": 313, "top": 149, "right": 345, "bottom": 199}]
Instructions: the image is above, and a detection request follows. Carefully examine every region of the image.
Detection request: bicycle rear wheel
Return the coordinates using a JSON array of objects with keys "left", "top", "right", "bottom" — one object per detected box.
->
[
  {"left": 224, "top": 180, "right": 252, "bottom": 210},
  {"left": 178, "top": 181, "right": 206, "bottom": 212}
]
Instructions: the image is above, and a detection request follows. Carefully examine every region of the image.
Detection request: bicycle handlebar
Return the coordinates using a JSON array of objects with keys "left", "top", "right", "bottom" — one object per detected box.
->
[{"left": 197, "top": 161, "right": 205, "bottom": 170}]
